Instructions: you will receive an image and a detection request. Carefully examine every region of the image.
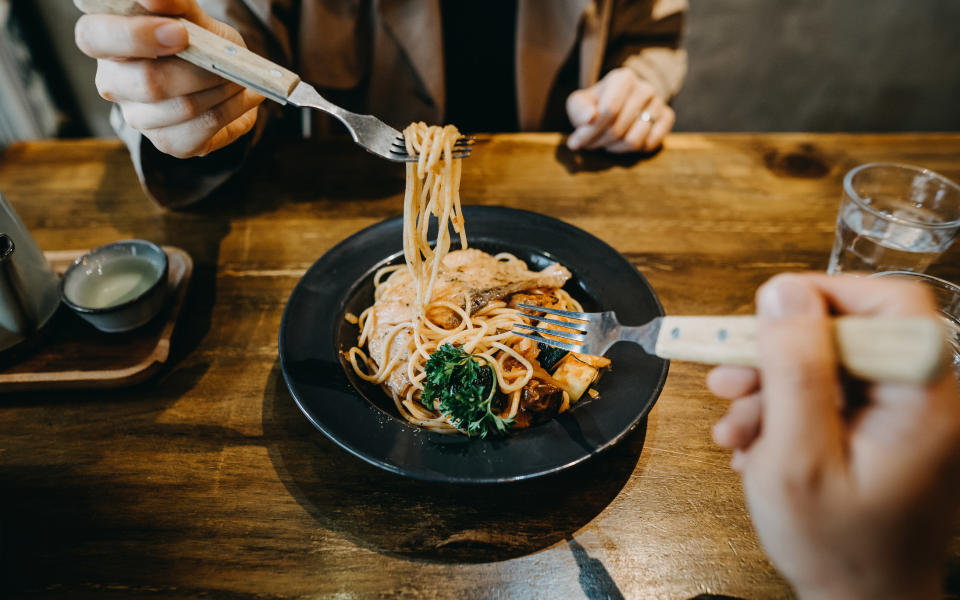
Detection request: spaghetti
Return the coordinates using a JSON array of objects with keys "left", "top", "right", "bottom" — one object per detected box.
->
[
  {"left": 401, "top": 122, "right": 466, "bottom": 319},
  {"left": 346, "top": 123, "right": 598, "bottom": 435}
]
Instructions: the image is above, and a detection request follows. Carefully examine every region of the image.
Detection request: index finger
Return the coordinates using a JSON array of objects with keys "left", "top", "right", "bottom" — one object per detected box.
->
[
  {"left": 76, "top": 14, "right": 187, "bottom": 59},
  {"left": 797, "top": 274, "right": 937, "bottom": 317}
]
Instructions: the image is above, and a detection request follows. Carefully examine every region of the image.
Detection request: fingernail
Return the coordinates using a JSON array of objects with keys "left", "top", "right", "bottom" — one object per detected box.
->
[
  {"left": 711, "top": 422, "right": 727, "bottom": 444},
  {"left": 155, "top": 23, "right": 187, "bottom": 48},
  {"left": 567, "top": 130, "right": 585, "bottom": 150},
  {"left": 757, "top": 276, "right": 818, "bottom": 319},
  {"left": 730, "top": 450, "right": 746, "bottom": 472}
]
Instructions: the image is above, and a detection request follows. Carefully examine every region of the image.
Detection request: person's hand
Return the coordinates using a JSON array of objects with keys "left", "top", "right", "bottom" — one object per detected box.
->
[
  {"left": 75, "top": 0, "right": 264, "bottom": 158},
  {"left": 708, "top": 274, "right": 960, "bottom": 600},
  {"left": 565, "top": 67, "right": 675, "bottom": 153}
]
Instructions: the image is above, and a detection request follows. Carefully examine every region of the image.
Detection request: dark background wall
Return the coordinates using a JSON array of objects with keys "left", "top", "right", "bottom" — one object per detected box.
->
[
  {"left": 673, "top": 0, "right": 960, "bottom": 132},
  {"left": 26, "top": 0, "right": 960, "bottom": 136}
]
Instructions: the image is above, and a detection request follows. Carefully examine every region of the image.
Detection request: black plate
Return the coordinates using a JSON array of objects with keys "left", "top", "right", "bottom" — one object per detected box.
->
[{"left": 279, "top": 206, "right": 668, "bottom": 483}]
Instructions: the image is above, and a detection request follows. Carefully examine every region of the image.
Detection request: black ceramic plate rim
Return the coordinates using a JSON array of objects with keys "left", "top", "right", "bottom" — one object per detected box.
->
[{"left": 279, "top": 206, "right": 669, "bottom": 484}]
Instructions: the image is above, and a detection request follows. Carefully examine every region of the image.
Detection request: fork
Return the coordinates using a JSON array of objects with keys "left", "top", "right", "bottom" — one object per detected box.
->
[
  {"left": 512, "top": 305, "right": 950, "bottom": 385},
  {"left": 74, "top": 0, "right": 474, "bottom": 163}
]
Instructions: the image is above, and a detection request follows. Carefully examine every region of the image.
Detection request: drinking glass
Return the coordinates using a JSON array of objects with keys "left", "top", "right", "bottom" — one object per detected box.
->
[
  {"left": 870, "top": 271, "right": 960, "bottom": 378},
  {"left": 827, "top": 163, "right": 960, "bottom": 275}
]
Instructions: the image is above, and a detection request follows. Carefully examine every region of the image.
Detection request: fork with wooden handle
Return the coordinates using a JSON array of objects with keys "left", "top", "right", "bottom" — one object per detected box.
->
[
  {"left": 513, "top": 305, "right": 951, "bottom": 385},
  {"left": 73, "top": 0, "right": 473, "bottom": 162}
]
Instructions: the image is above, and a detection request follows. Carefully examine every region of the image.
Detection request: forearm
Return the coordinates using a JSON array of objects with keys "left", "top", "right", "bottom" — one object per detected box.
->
[
  {"left": 620, "top": 46, "right": 687, "bottom": 102},
  {"left": 122, "top": 0, "right": 291, "bottom": 208},
  {"left": 605, "top": 0, "right": 688, "bottom": 101},
  {"left": 114, "top": 103, "right": 269, "bottom": 208}
]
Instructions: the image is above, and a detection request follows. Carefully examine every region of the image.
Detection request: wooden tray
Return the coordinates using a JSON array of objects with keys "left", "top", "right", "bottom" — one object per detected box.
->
[{"left": 0, "top": 246, "right": 193, "bottom": 391}]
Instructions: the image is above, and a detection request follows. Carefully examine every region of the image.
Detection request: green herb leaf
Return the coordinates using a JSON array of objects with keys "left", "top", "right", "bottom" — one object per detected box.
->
[{"left": 422, "top": 344, "right": 513, "bottom": 438}]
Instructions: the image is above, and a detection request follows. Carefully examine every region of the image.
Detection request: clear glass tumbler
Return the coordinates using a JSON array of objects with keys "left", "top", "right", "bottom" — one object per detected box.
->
[
  {"left": 827, "top": 163, "right": 960, "bottom": 275},
  {"left": 870, "top": 271, "right": 960, "bottom": 378}
]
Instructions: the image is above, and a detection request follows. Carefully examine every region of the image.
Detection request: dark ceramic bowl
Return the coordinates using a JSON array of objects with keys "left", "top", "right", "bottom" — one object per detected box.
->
[
  {"left": 279, "top": 206, "right": 669, "bottom": 483},
  {"left": 59, "top": 240, "right": 168, "bottom": 333}
]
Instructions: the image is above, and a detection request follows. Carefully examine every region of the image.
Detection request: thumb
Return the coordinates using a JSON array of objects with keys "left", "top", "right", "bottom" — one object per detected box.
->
[
  {"left": 566, "top": 89, "right": 598, "bottom": 128},
  {"left": 754, "top": 275, "right": 845, "bottom": 463}
]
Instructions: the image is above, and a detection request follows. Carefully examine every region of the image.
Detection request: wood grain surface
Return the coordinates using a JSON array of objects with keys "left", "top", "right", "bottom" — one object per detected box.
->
[{"left": 0, "top": 133, "right": 958, "bottom": 599}]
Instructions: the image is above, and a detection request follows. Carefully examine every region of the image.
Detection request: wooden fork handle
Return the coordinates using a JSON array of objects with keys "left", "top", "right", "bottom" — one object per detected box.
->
[
  {"left": 74, "top": 0, "right": 300, "bottom": 103},
  {"left": 654, "top": 316, "right": 950, "bottom": 385}
]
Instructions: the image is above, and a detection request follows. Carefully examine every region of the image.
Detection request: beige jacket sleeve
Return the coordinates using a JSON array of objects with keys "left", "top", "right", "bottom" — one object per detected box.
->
[
  {"left": 605, "top": 0, "right": 688, "bottom": 102},
  {"left": 113, "top": 0, "right": 292, "bottom": 209}
]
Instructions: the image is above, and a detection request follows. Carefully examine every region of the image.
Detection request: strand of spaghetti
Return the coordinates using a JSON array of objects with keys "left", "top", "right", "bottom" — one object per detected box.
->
[
  {"left": 401, "top": 389, "right": 436, "bottom": 421},
  {"left": 415, "top": 123, "right": 431, "bottom": 179},
  {"left": 555, "top": 288, "right": 584, "bottom": 311},
  {"left": 347, "top": 322, "right": 409, "bottom": 383},
  {"left": 437, "top": 324, "right": 487, "bottom": 352},
  {"left": 462, "top": 321, "right": 488, "bottom": 354},
  {"left": 474, "top": 301, "right": 508, "bottom": 315},
  {"left": 356, "top": 306, "right": 376, "bottom": 346},
  {"left": 490, "top": 341, "right": 534, "bottom": 392},
  {"left": 452, "top": 151, "right": 466, "bottom": 249},
  {"left": 426, "top": 128, "right": 444, "bottom": 172},
  {"left": 373, "top": 264, "right": 410, "bottom": 303},
  {"left": 412, "top": 321, "right": 435, "bottom": 362},
  {"left": 480, "top": 331, "right": 521, "bottom": 344},
  {"left": 402, "top": 385, "right": 456, "bottom": 429},
  {"left": 374, "top": 265, "right": 404, "bottom": 289},
  {"left": 505, "top": 390, "right": 522, "bottom": 419},
  {"left": 421, "top": 180, "right": 452, "bottom": 310},
  {"left": 423, "top": 300, "right": 470, "bottom": 331},
  {"left": 347, "top": 347, "right": 400, "bottom": 384},
  {"left": 397, "top": 389, "right": 450, "bottom": 428},
  {"left": 406, "top": 358, "right": 428, "bottom": 391},
  {"left": 413, "top": 174, "right": 431, "bottom": 313},
  {"left": 413, "top": 173, "right": 439, "bottom": 312},
  {"left": 417, "top": 172, "right": 437, "bottom": 256}
]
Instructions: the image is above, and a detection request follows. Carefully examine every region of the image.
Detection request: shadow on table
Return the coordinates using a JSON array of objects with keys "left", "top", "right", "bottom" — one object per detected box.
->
[
  {"left": 568, "top": 538, "right": 627, "bottom": 600},
  {"left": 553, "top": 143, "right": 659, "bottom": 175},
  {"left": 262, "top": 361, "right": 649, "bottom": 563}
]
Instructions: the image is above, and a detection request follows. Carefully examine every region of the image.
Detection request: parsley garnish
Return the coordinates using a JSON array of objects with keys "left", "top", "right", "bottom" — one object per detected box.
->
[{"left": 422, "top": 344, "right": 513, "bottom": 438}]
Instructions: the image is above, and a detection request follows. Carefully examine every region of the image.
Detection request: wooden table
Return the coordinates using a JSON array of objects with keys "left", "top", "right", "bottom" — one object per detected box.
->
[{"left": 1, "top": 133, "right": 958, "bottom": 599}]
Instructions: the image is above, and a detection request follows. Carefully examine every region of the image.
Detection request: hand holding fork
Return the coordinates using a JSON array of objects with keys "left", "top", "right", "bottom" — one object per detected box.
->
[
  {"left": 74, "top": 0, "right": 473, "bottom": 161},
  {"left": 514, "top": 277, "right": 953, "bottom": 385}
]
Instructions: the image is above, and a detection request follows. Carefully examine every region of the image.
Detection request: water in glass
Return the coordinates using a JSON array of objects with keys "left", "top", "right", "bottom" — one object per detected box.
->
[{"left": 829, "top": 198, "right": 955, "bottom": 274}]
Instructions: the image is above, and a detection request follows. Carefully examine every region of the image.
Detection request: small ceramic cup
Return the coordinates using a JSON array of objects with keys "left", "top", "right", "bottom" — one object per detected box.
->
[{"left": 60, "top": 240, "right": 169, "bottom": 333}]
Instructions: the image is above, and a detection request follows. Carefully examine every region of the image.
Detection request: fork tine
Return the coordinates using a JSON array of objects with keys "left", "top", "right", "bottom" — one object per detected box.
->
[
  {"left": 391, "top": 149, "right": 472, "bottom": 162},
  {"left": 516, "top": 304, "right": 589, "bottom": 322},
  {"left": 516, "top": 313, "right": 587, "bottom": 333},
  {"left": 514, "top": 323, "right": 587, "bottom": 343},
  {"left": 391, "top": 136, "right": 476, "bottom": 150},
  {"left": 511, "top": 331, "right": 584, "bottom": 353},
  {"left": 388, "top": 143, "right": 473, "bottom": 153}
]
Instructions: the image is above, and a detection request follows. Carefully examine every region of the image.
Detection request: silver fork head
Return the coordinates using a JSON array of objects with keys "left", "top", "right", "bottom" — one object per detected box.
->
[
  {"left": 511, "top": 304, "right": 621, "bottom": 356},
  {"left": 388, "top": 135, "right": 476, "bottom": 163},
  {"left": 288, "top": 82, "right": 473, "bottom": 163}
]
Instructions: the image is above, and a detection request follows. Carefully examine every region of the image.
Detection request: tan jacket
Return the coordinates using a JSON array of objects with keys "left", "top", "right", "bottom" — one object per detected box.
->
[{"left": 119, "top": 0, "right": 687, "bottom": 206}]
